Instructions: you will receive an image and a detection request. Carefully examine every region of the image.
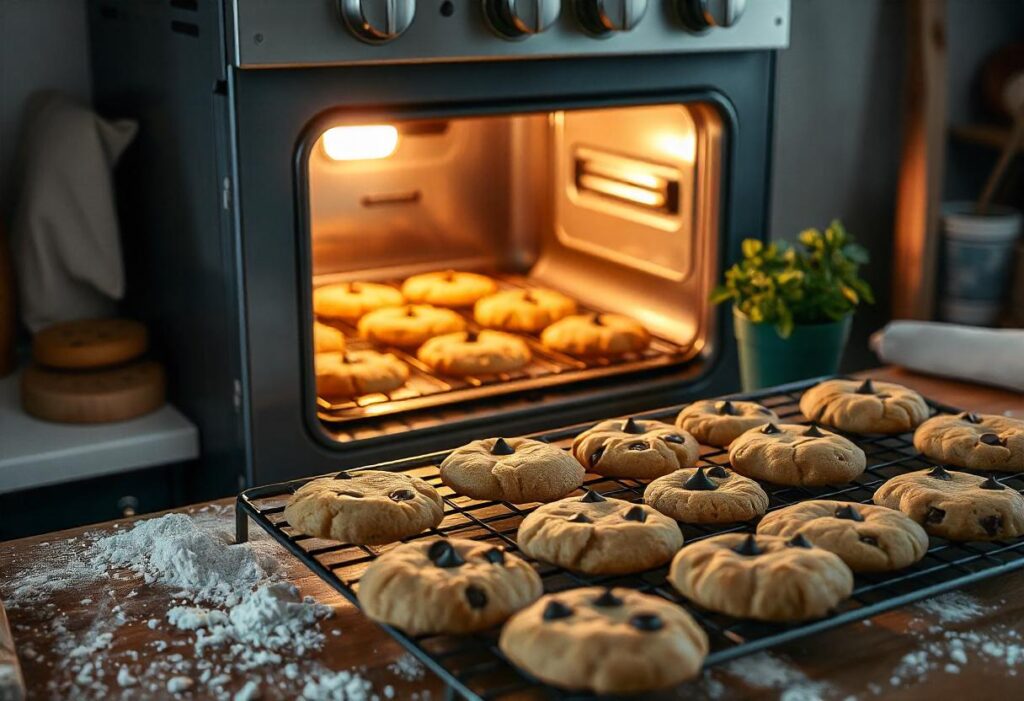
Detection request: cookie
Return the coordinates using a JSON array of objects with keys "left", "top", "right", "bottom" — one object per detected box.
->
[
  {"left": 499, "top": 587, "right": 708, "bottom": 695},
  {"left": 668, "top": 533, "right": 854, "bottom": 622},
  {"left": 571, "top": 417, "right": 699, "bottom": 480},
  {"left": 913, "top": 412, "right": 1024, "bottom": 472},
  {"left": 757, "top": 500, "right": 929, "bottom": 572},
  {"left": 357, "top": 304, "right": 466, "bottom": 348},
  {"left": 644, "top": 467, "right": 769, "bottom": 524},
  {"left": 675, "top": 399, "right": 779, "bottom": 447},
  {"left": 315, "top": 350, "right": 409, "bottom": 398},
  {"left": 516, "top": 492, "right": 683, "bottom": 574},
  {"left": 540, "top": 313, "right": 650, "bottom": 358},
  {"left": 416, "top": 330, "right": 531, "bottom": 376},
  {"left": 473, "top": 288, "right": 577, "bottom": 333},
  {"left": 313, "top": 321, "right": 345, "bottom": 354},
  {"left": 799, "top": 378, "right": 930, "bottom": 434},
  {"left": 313, "top": 282, "right": 404, "bottom": 320},
  {"left": 357, "top": 539, "right": 542, "bottom": 635},
  {"left": 284, "top": 471, "right": 444, "bottom": 545},
  {"left": 401, "top": 270, "right": 498, "bottom": 308},
  {"left": 728, "top": 423, "right": 866, "bottom": 486},
  {"left": 32, "top": 318, "right": 147, "bottom": 369},
  {"left": 440, "top": 438, "right": 584, "bottom": 504},
  {"left": 873, "top": 466, "right": 1024, "bottom": 541}
]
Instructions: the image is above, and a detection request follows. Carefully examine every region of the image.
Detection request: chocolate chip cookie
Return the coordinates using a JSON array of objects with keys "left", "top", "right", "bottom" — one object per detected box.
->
[
  {"left": 757, "top": 500, "right": 929, "bottom": 572},
  {"left": 728, "top": 423, "right": 867, "bottom": 486},
  {"left": 873, "top": 467, "right": 1024, "bottom": 541},
  {"left": 313, "top": 282, "right": 404, "bottom": 321},
  {"left": 540, "top": 313, "right": 650, "bottom": 358},
  {"left": 499, "top": 587, "right": 708, "bottom": 695},
  {"left": 913, "top": 412, "right": 1024, "bottom": 472},
  {"left": 516, "top": 492, "right": 683, "bottom": 574},
  {"left": 675, "top": 399, "right": 780, "bottom": 447},
  {"left": 668, "top": 533, "right": 854, "bottom": 621},
  {"left": 284, "top": 471, "right": 444, "bottom": 545},
  {"left": 473, "top": 288, "right": 577, "bottom": 333},
  {"left": 799, "top": 378, "right": 930, "bottom": 434},
  {"left": 572, "top": 417, "right": 700, "bottom": 480},
  {"left": 401, "top": 270, "right": 498, "bottom": 308},
  {"left": 644, "top": 467, "right": 769, "bottom": 524},
  {"left": 315, "top": 350, "right": 409, "bottom": 398},
  {"left": 358, "top": 539, "right": 542, "bottom": 635},
  {"left": 417, "top": 330, "right": 531, "bottom": 376},
  {"left": 358, "top": 304, "right": 466, "bottom": 348},
  {"left": 440, "top": 438, "right": 585, "bottom": 504}
]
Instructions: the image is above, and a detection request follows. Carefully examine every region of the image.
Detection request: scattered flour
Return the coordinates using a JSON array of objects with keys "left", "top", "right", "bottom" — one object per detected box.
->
[
  {"left": 914, "top": 590, "right": 990, "bottom": 624},
  {"left": 387, "top": 653, "right": 426, "bottom": 682},
  {"left": 717, "top": 652, "right": 833, "bottom": 700}
]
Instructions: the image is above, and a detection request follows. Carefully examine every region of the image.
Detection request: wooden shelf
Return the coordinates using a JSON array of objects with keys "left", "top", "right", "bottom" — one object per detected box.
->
[{"left": 951, "top": 123, "right": 1024, "bottom": 152}]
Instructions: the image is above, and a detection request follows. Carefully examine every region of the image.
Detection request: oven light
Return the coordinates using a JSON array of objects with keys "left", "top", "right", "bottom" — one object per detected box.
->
[
  {"left": 577, "top": 174, "right": 666, "bottom": 209},
  {"left": 321, "top": 125, "right": 399, "bottom": 161}
]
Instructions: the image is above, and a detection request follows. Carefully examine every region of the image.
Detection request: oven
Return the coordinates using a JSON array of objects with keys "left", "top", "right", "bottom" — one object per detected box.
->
[{"left": 87, "top": 0, "right": 789, "bottom": 495}]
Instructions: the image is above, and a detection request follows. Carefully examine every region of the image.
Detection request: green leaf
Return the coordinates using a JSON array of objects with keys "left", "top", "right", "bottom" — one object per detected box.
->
[
  {"left": 842, "top": 243, "right": 869, "bottom": 265},
  {"left": 709, "top": 286, "right": 734, "bottom": 305}
]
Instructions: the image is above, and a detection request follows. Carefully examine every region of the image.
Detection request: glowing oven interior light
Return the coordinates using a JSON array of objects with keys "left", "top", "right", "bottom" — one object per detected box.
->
[
  {"left": 577, "top": 174, "right": 667, "bottom": 209},
  {"left": 322, "top": 125, "right": 399, "bottom": 161}
]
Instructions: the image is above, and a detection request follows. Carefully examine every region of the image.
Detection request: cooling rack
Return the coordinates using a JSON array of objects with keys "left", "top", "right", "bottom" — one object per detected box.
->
[{"left": 237, "top": 377, "right": 1024, "bottom": 700}]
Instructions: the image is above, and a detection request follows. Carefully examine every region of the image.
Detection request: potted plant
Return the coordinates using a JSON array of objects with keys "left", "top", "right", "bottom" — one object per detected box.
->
[{"left": 711, "top": 220, "right": 874, "bottom": 390}]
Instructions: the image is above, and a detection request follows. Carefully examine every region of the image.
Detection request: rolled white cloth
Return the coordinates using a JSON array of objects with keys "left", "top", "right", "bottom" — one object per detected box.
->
[{"left": 871, "top": 321, "right": 1024, "bottom": 392}]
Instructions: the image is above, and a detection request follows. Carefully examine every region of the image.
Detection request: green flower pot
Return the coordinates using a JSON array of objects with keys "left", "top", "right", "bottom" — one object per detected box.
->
[{"left": 733, "top": 308, "right": 852, "bottom": 391}]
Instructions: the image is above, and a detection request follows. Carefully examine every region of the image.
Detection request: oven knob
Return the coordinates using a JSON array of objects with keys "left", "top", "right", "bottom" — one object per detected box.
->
[
  {"left": 485, "top": 0, "right": 562, "bottom": 39},
  {"left": 575, "top": 0, "right": 648, "bottom": 34},
  {"left": 677, "top": 0, "right": 746, "bottom": 30},
  {"left": 339, "top": 0, "right": 416, "bottom": 43}
]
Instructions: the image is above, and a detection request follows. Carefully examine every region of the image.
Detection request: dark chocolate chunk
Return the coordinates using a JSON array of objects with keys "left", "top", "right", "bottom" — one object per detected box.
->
[
  {"left": 335, "top": 490, "right": 364, "bottom": 498},
  {"left": 925, "top": 507, "right": 946, "bottom": 524},
  {"left": 483, "top": 548, "right": 506, "bottom": 565},
  {"left": 389, "top": 489, "right": 415, "bottom": 502},
  {"left": 523, "top": 291, "right": 537, "bottom": 304},
  {"left": 662, "top": 434, "right": 686, "bottom": 444},
  {"left": 622, "top": 417, "right": 644, "bottom": 434},
  {"left": 464, "top": 330, "right": 478, "bottom": 343},
  {"left": 960, "top": 412, "right": 982, "bottom": 424},
  {"left": 980, "top": 515, "right": 1002, "bottom": 537},
  {"left": 340, "top": 354, "right": 352, "bottom": 365},
  {"left": 591, "top": 314, "right": 604, "bottom": 327},
  {"left": 834, "top": 504, "right": 865, "bottom": 522},
  {"left": 855, "top": 378, "right": 875, "bottom": 395},
  {"left": 405, "top": 306, "right": 416, "bottom": 317},
  {"left": 465, "top": 585, "right": 488, "bottom": 609},
  {"left": 627, "top": 441, "right": 648, "bottom": 451},
  {"left": 707, "top": 466, "right": 730, "bottom": 478},
  {"left": 786, "top": 534, "right": 814, "bottom": 549},
  {"left": 567, "top": 513, "right": 592, "bottom": 524},
  {"left": 716, "top": 400, "right": 737, "bottom": 416},
  {"left": 803, "top": 424, "right": 825, "bottom": 438},
  {"left": 580, "top": 489, "right": 607, "bottom": 503},
  {"left": 427, "top": 541, "right": 466, "bottom": 568},
  {"left": 979, "top": 476, "right": 1006, "bottom": 491},
  {"left": 629, "top": 613, "right": 664, "bottom": 632},
  {"left": 543, "top": 601, "right": 574, "bottom": 621},
  {"left": 732, "top": 534, "right": 763, "bottom": 556},
  {"left": 926, "top": 466, "right": 952, "bottom": 481},
  {"left": 589, "top": 445, "right": 607, "bottom": 467},
  {"left": 592, "top": 589, "right": 623, "bottom": 608},
  {"left": 333, "top": 471, "right": 354, "bottom": 480},
  {"left": 979, "top": 433, "right": 1005, "bottom": 447},
  {"left": 491, "top": 438, "right": 516, "bottom": 455},
  {"left": 623, "top": 506, "right": 647, "bottom": 522},
  {"left": 683, "top": 467, "right": 718, "bottom": 491},
  {"left": 761, "top": 423, "right": 782, "bottom": 435}
]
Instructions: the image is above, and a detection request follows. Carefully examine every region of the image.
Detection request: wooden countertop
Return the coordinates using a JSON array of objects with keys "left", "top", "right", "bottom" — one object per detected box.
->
[{"left": 1, "top": 367, "right": 1022, "bottom": 700}]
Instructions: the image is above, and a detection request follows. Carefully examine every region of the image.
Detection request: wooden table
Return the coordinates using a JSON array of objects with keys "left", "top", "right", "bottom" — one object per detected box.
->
[{"left": 1, "top": 368, "right": 1022, "bottom": 700}]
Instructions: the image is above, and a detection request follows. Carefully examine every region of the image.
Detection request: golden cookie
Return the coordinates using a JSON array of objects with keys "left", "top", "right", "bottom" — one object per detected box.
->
[
  {"left": 315, "top": 350, "right": 408, "bottom": 397},
  {"left": 728, "top": 423, "right": 866, "bottom": 486},
  {"left": 540, "top": 313, "right": 650, "bottom": 358},
  {"left": 401, "top": 270, "right": 498, "bottom": 307},
  {"left": 313, "top": 282, "right": 404, "bottom": 320},
  {"left": 572, "top": 417, "right": 699, "bottom": 479},
  {"left": 440, "top": 438, "right": 584, "bottom": 503},
  {"left": 913, "top": 412, "right": 1024, "bottom": 472},
  {"left": 358, "top": 304, "right": 466, "bottom": 348},
  {"left": 313, "top": 321, "right": 345, "bottom": 354},
  {"left": 473, "top": 288, "right": 577, "bottom": 333},
  {"left": 644, "top": 467, "right": 769, "bottom": 524},
  {"left": 417, "top": 330, "right": 531, "bottom": 376},
  {"left": 675, "top": 400, "right": 779, "bottom": 447},
  {"left": 32, "top": 318, "right": 147, "bottom": 369},
  {"left": 799, "top": 378, "right": 930, "bottom": 434}
]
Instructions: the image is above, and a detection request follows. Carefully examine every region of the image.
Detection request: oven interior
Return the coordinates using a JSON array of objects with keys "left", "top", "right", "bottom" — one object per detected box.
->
[{"left": 306, "top": 102, "right": 724, "bottom": 441}]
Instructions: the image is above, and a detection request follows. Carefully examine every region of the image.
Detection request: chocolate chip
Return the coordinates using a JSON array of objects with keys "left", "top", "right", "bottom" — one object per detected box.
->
[
  {"left": 483, "top": 548, "right": 506, "bottom": 564},
  {"left": 389, "top": 489, "right": 415, "bottom": 502},
  {"left": 335, "top": 490, "right": 363, "bottom": 498},
  {"left": 592, "top": 589, "right": 623, "bottom": 608},
  {"left": 404, "top": 306, "right": 416, "bottom": 317},
  {"left": 663, "top": 434, "right": 686, "bottom": 445},
  {"left": 980, "top": 515, "right": 1002, "bottom": 537},
  {"left": 340, "top": 354, "right": 353, "bottom": 365},
  {"left": 786, "top": 534, "right": 814, "bottom": 549},
  {"left": 960, "top": 412, "right": 982, "bottom": 424},
  {"left": 427, "top": 541, "right": 465, "bottom": 568},
  {"left": 683, "top": 467, "right": 718, "bottom": 491},
  {"left": 732, "top": 534, "right": 762, "bottom": 556},
  {"left": 803, "top": 424, "right": 825, "bottom": 437},
  {"left": 442, "top": 270, "right": 456, "bottom": 282},
  {"left": 567, "top": 513, "right": 592, "bottom": 524},
  {"left": 627, "top": 441, "right": 648, "bottom": 451},
  {"left": 925, "top": 507, "right": 946, "bottom": 524},
  {"left": 543, "top": 600, "right": 574, "bottom": 621},
  {"left": 855, "top": 378, "right": 875, "bottom": 395},
  {"left": 623, "top": 506, "right": 647, "bottom": 522},
  {"left": 979, "top": 476, "right": 1006, "bottom": 491},
  {"left": 716, "top": 400, "right": 737, "bottom": 416},
  {"left": 465, "top": 585, "right": 487, "bottom": 609},
  {"left": 834, "top": 505, "right": 865, "bottom": 522},
  {"left": 979, "top": 433, "right": 1005, "bottom": 447},
  {"left": 629, "top": 613, "right": 663, "bottom": 632},
  {"left": 464, "top": 331, "right": 478, "bottom": 343},
  {"left": 707, "top": 466, "right": 730, "bottom": 478},
  {"left": 592, "top": 314, "right": 604, "bottom": 327},
  {"left": 588, "top": 445, "right": 606, "bottom": 466},
  {"left": 580, "top": 489, "right": 606, "bottom": 503},
  {"left": 761, "top": 423, "right": 782, "bottom": 435},
  {"left": 490, "top": 438, "right": 516, "bottom": 455},
  {"left": 622, "top": 417, "right": 644, "bottom": 434},
  {"left": 523, "top": 291, "right": 536, "bottom": 304},
  {"left": 926, "top": 466, "right": 952, "bottom": 481},
  {"left": 333, "top": 471, "right": 353, "bottom": 480}
]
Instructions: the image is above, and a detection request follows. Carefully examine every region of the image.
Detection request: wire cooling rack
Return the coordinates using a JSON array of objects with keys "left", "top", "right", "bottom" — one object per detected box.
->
[{"left": 236, "top": 377, "right": 1024, "bottom": 700}]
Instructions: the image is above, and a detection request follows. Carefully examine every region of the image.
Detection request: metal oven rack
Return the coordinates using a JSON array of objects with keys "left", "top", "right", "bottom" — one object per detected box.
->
[{"left": 237, "top": 378, "right": 1024, "bottom": 700}]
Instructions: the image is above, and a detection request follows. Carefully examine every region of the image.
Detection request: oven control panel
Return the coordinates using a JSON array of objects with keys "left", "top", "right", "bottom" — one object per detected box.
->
[{"left": 230, "top": 0, "right": 788, "bottom": 68}]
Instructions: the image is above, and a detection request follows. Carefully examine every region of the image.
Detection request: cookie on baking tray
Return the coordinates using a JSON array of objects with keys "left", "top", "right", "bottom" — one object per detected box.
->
[
  {"left": 440, "top": 438, "right": 585, "bottom": 504},
  {"left": 357, "top": 304, "right": 466, "bottom": 348},
  {"left": 873, "top": 466, "right": 1024, "bottom": 541},
  {"left": 313, "top": 321, "right": 345, "bottom": 354},
  {"left": 357, "top": 538, "right": 542, "bottom": 635},
  {"left": 914, "top": 412, "right": 1024, "bottom": 472},
  {"left": 727, "top": 423, "right": 866, "bottom": 486},
  {"left": 799, "top": 378, "right": 930, "bottom": 434},
  {"left": 668, "top": 533, "right": 854, "bottom": 622},
  {"left": 401, "top": 270, "right": 498, "bottom": 308},
  {"left": 675, "top": 399, "right": 779, "bottom": 447},
  {"left": 516, "top": 491, "right": 683, "bottom": 575},
  {"left": 313, "top": 282, "right": 404, "bottom": 320},
  {"left": 499, "top": 587, "right": 708, "bottom": 695},
  {"left": 572, "top": 417, "right": 699, "bottom": 480},
  {"left": 540, "top": 313, "right": 650, "bottom": 358},
  {"left": 757, "top": 500, "right": 929, "bottom": 572},
  {"left": 315, "top": 350, "right": 409, "bottom": 398},
  {"left": 473, "top": 288, "right": 577, "bottom": 333},
  {"left": 644, "top": 466, "right": 769, "bottom": 524},
  {"left": 284, "top": 470, "right": 444, "bottom": 545},
  {"left": 32, "top": 318, "right": 148, "bottom": 369},
  {"left": 417, "top": 330, "right": 531, "bottom": 376}
]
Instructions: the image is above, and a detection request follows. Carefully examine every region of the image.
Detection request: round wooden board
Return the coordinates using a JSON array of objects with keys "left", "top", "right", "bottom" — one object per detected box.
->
[
  {"left": 32, "top": 319, "right": 148, "bottom": 370},
  {"left": 20, "top": 361, "right": 166, "bottom": 424}
]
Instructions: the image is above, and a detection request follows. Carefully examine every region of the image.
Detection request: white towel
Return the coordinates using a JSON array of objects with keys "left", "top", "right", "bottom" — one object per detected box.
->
[
  {"left": 10, "top": 92, "right": 137, "bottom": 332},
  {"left": 871, "top": 321, "right": 1024, "bottom": 392}
]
